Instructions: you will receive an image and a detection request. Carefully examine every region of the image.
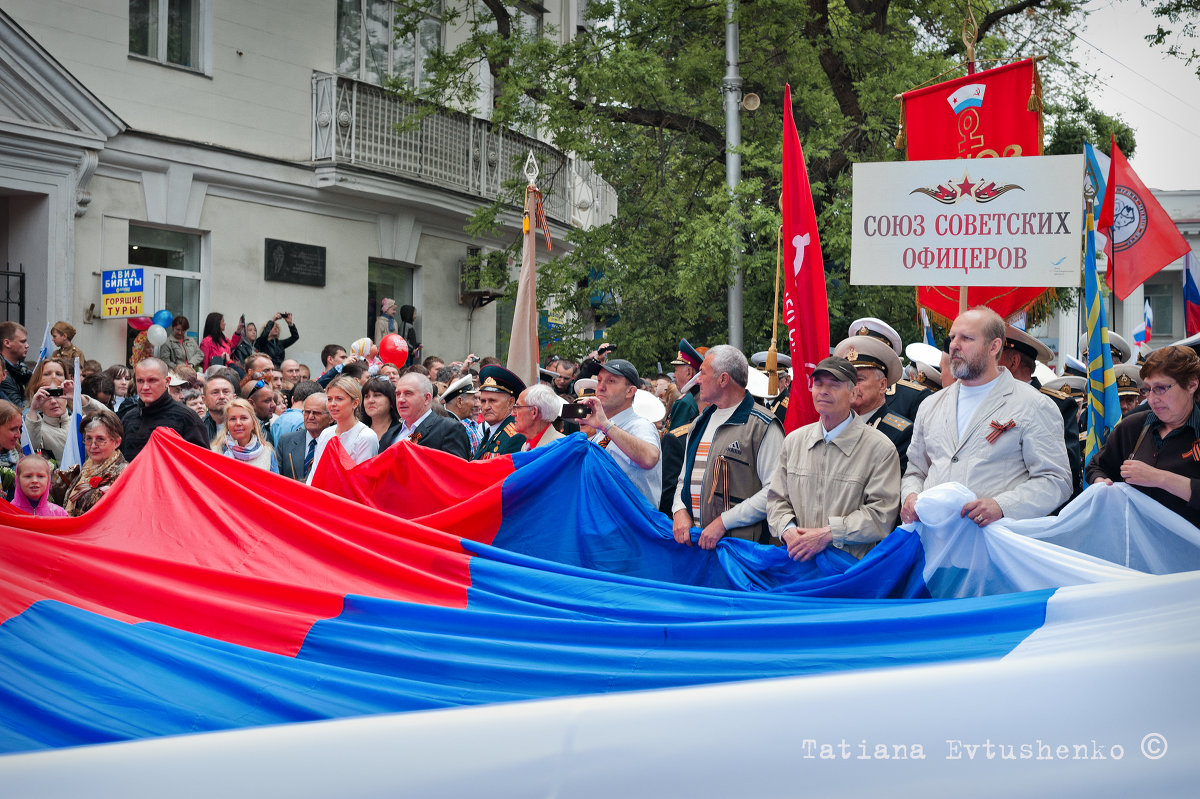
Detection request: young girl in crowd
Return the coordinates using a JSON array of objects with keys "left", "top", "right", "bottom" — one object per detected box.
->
[
  {"left": 105, "top": 365, "right": 132, "bottom": 412},
  {"left": 211, "top": 398, "right": 278, "bottom": 473},
  {"left": 10, "top": 454, "right": 68, "bottom": 517}
]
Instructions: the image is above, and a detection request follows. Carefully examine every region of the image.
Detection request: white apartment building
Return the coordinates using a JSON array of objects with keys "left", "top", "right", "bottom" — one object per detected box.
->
[{"left": 0, "top": 1, "right": 614, "bottom": 371}]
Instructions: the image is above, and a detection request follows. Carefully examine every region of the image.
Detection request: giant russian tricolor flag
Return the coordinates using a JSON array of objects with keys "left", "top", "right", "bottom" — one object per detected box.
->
[{"left": 1, "top": 431, "right": 1198, "bottom": 794}]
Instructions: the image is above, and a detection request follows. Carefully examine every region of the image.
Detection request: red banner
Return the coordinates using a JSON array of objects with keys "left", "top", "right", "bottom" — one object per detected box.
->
[
  {"left": 901, "top": 59, "right": 1043, "bottom": 161},
  {"left": 903, "top": 59, "right": 1047, "bottom": 322},
  {"left": 781, "top": 84, "right": 829, "bottom": 433},
  {"left": 1098, "top": 138, "right": 1191, "bottom": 300}
]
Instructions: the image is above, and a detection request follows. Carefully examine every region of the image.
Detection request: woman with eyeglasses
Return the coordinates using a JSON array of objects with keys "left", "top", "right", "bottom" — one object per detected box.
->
[
  {"left": 357, "top": 376, "right": 403, "bottom": 450},
  {"left": 52, "top": 409, "right": 128, "bottom": 516},
  {"left": 305, "top": 375, "right": 378, "bottom": 485},
  {"left": 211, "top": 397, "right": 278, "bottom": 473},
  {"left": 1086, "top": 345, "right": 1200, "bottom": 525}
]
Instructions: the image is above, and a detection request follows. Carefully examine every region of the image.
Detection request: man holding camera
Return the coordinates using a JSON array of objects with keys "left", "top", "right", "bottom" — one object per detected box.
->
[
  {"left": 579, "top": 359, "right": 662, "bottom": 504},
  {"left": 256, "top": 312, "right": 300, "bottom": 368}
]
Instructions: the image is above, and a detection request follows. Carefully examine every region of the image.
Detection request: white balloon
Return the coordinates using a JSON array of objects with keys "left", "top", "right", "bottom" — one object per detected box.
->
[{"left": 146, "top": 324, "right": 168, "bottom": 347}]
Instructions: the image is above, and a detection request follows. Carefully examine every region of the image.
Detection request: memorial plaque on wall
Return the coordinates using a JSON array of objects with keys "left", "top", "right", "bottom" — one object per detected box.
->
[{"left": 264, "top": 239, "right": 326, "bottom": 287}]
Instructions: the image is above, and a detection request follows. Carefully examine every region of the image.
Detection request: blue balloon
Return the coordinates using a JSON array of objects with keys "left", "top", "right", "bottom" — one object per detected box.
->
[{"left": 152, "top": 309, "right": 174, "bottom": 328}]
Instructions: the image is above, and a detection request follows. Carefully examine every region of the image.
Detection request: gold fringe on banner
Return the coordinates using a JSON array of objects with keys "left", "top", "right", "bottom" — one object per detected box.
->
[
  {"left": 916, "top": 287, "right": 1061, "bottom": 330},
  {"left": 894, "top": 98, "right": 906, "bottom": 149},
  {"left": 1027, "top": 60, "right": 1045, "bottom": 113}
]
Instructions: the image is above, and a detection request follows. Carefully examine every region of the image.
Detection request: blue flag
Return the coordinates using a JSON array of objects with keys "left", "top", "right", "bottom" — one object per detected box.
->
[
  {"left": 36, "top": 322, "right": 53, "bottom": 363},
  {"left": 1083, "top": 207, "right": 1122, "bottom": 466},
  {"left": 59, "top": 358, "right": 84, "bottom": 470},
  {"left": 920, "top": 308, "right": 936, "bottom": 347}
]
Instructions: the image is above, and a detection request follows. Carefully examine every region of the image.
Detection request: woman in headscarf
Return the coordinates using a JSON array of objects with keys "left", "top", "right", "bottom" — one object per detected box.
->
[
  {"left": 397, "top": 305, "right": 420, "bottom": 359},
  {"left": 374, "top": 298, "right": 397, "bottom": 345}
]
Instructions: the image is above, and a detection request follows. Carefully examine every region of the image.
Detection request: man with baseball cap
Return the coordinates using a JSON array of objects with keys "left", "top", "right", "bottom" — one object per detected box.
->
[
  {"left": 472, "top": 364, "right": 527, "bottom": 459},
  {"left": 579, "top": 358, "right": 662, "bottom": 504},
  {"left": 766, "top": 356, "right": 901, "bottom": 561},
  {"left": 834, "top": 335, "right": 914, "bottom": 473}
]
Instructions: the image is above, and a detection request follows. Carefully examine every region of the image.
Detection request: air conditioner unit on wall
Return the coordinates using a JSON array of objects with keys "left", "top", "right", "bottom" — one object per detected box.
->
[{"left": 458, "top": 251, "right": 506, "bottom": 306}]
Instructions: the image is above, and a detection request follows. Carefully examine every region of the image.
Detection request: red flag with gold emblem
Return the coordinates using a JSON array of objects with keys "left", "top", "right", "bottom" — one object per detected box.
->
[{"left": 901, "top": 59, "right": 1048, "bottom": 322}]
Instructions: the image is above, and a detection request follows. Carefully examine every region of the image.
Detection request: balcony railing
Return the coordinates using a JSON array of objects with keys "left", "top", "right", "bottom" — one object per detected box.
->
[{"left": 312, "top": 73, "right": 616, "bottom": 230}]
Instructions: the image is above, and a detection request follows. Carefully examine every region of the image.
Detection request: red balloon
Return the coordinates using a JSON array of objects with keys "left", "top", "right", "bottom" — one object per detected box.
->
[
  {"left": 128, "top": 317, "right": 153, "bottom": 331},
  {"left": 378, "top": 334, "right": 409, "bottom": 367}
]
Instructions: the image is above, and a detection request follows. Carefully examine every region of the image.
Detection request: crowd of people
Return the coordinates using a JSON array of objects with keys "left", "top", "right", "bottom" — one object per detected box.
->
[{"left": 1, "top": 302, "right": 1197, "bottom": 556}]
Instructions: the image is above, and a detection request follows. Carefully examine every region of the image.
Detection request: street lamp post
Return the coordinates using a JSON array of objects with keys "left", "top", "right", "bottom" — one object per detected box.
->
[{"left": 723, "top": 0, "right": 743, "bottom": 349}]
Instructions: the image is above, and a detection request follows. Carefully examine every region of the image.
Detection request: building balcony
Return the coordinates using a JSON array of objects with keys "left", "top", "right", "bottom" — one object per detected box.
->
[{"left": 312, "top": 72, "right": 616, "bottom": 230}]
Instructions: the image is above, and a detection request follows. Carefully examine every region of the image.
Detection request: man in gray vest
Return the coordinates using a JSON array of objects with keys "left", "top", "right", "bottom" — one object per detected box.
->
[{"left": 671, "top": 344, "right": 784, "bottom": 548}]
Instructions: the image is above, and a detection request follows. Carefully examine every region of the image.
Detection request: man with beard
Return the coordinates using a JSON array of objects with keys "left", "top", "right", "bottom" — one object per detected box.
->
[{"left": 900, "top": 308, "right": 1070, "bottom": 527}]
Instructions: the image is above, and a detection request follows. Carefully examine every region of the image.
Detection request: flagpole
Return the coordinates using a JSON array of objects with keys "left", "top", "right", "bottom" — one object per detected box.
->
[
  {"left": 958, "top": 1, "right": 978, "bottom": 316},
  {"left": 767, "top": 217, "right": 782, "bottom": 396}
]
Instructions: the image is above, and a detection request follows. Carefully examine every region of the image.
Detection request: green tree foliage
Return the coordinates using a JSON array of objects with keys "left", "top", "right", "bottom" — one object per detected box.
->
[
  {"left": 1143, "top": 0, "right": 1200, "bottom": 78},
  {"left": 1045, "top": 93, "right": 1136, "bottom": 157},
  {"left": 398, "top": 0, "right": 1097, "bottom": 366}
]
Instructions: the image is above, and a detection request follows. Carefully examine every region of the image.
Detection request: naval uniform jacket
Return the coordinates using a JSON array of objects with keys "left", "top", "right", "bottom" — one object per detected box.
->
[
  {"left": 472, "top": 415, "right": 526, "bottom": 459},
  {"left": 862, "top": 403, "right": 913, "bottom": 475}
]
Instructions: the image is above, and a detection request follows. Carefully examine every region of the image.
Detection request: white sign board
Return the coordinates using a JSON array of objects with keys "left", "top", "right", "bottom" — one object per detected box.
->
[{"left": 850, "top": 154, "right": 1084, "bottom": 287}]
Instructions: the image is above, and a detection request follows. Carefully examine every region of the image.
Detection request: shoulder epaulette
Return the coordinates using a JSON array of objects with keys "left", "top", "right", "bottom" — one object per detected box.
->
[
  {"left": 896, "top": 379, "right": 930, "bottom": 393},
  {"left": 671, "top": 423, "right": 692, "bottom": 437},
  {"left": 778, "top": 397, "right": 789, "bottom": 408},
  {"left": 748, "top": 407, "right": 775, "bottom": 425},
  {"left": 1040, "top": 386, "right": 1070, "bottom": 401},
  {"left": 503, "top": 423, "right": 518, "bottom": 436},
  {"left": 881, "top": 412, "right": 912, "bottom": 431}
]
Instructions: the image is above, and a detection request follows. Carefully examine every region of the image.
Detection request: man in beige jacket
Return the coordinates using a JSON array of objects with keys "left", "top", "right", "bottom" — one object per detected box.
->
[
  {"left": 767, "top": 356, "right": 901, "bottom": 561},
  {"left": 900, "top": 308, "right": 1071, "bottom": 526}
]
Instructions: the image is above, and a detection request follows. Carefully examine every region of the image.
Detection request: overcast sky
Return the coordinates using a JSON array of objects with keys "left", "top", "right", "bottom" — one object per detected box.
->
[{"left": 1075, "top": 0, "right": 1200, "bottom": 191}]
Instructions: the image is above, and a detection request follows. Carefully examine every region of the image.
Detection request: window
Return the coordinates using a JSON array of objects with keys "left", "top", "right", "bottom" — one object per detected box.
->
[
  {"left": 127, "top": 224, "right": 204, "bottom": 361},
  {"left": 1144, "top": 282, "right": 1176, "bottom": 341},
  {"left": 337, "top": 0, "right": 443, "bottom": 88},
  {"left": 129, "top": 0, "right": 206, "bottom": 71},
  {"left": 367, "top": 260, "right": 416, "bottom": 342}
]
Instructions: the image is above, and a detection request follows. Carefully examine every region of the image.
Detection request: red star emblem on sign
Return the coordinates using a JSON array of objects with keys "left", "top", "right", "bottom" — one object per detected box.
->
[{"left": 956, "top": 175, "right": 975, "bottom": 198}]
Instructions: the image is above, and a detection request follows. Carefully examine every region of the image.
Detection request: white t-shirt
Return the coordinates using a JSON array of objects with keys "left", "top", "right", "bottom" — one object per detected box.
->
[
  {"left": 305, "top": 422, "right": 380, "bottom": 485},
  {"left": 956, "top": 374, "right": 1002, "bottom": 441}
]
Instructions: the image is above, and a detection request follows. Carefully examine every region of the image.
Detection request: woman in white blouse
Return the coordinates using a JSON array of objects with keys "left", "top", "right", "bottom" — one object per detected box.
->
[{"left": 306, "top": 375, "right": 379, "bottom": 485}]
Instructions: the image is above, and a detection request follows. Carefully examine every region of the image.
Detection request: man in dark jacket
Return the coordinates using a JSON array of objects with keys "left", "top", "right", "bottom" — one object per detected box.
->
[
  {"left": 0, "top": 321, "right": 31, "bottom": 409},
  {"left": 120, "top": 358, "right": 210, "bottom": 460},
  {"left": 395, "top": 371, "right": 470, "bottom": 458},
  {"left": 255, "top": 313, "right": 300, "bottom": 368}
]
